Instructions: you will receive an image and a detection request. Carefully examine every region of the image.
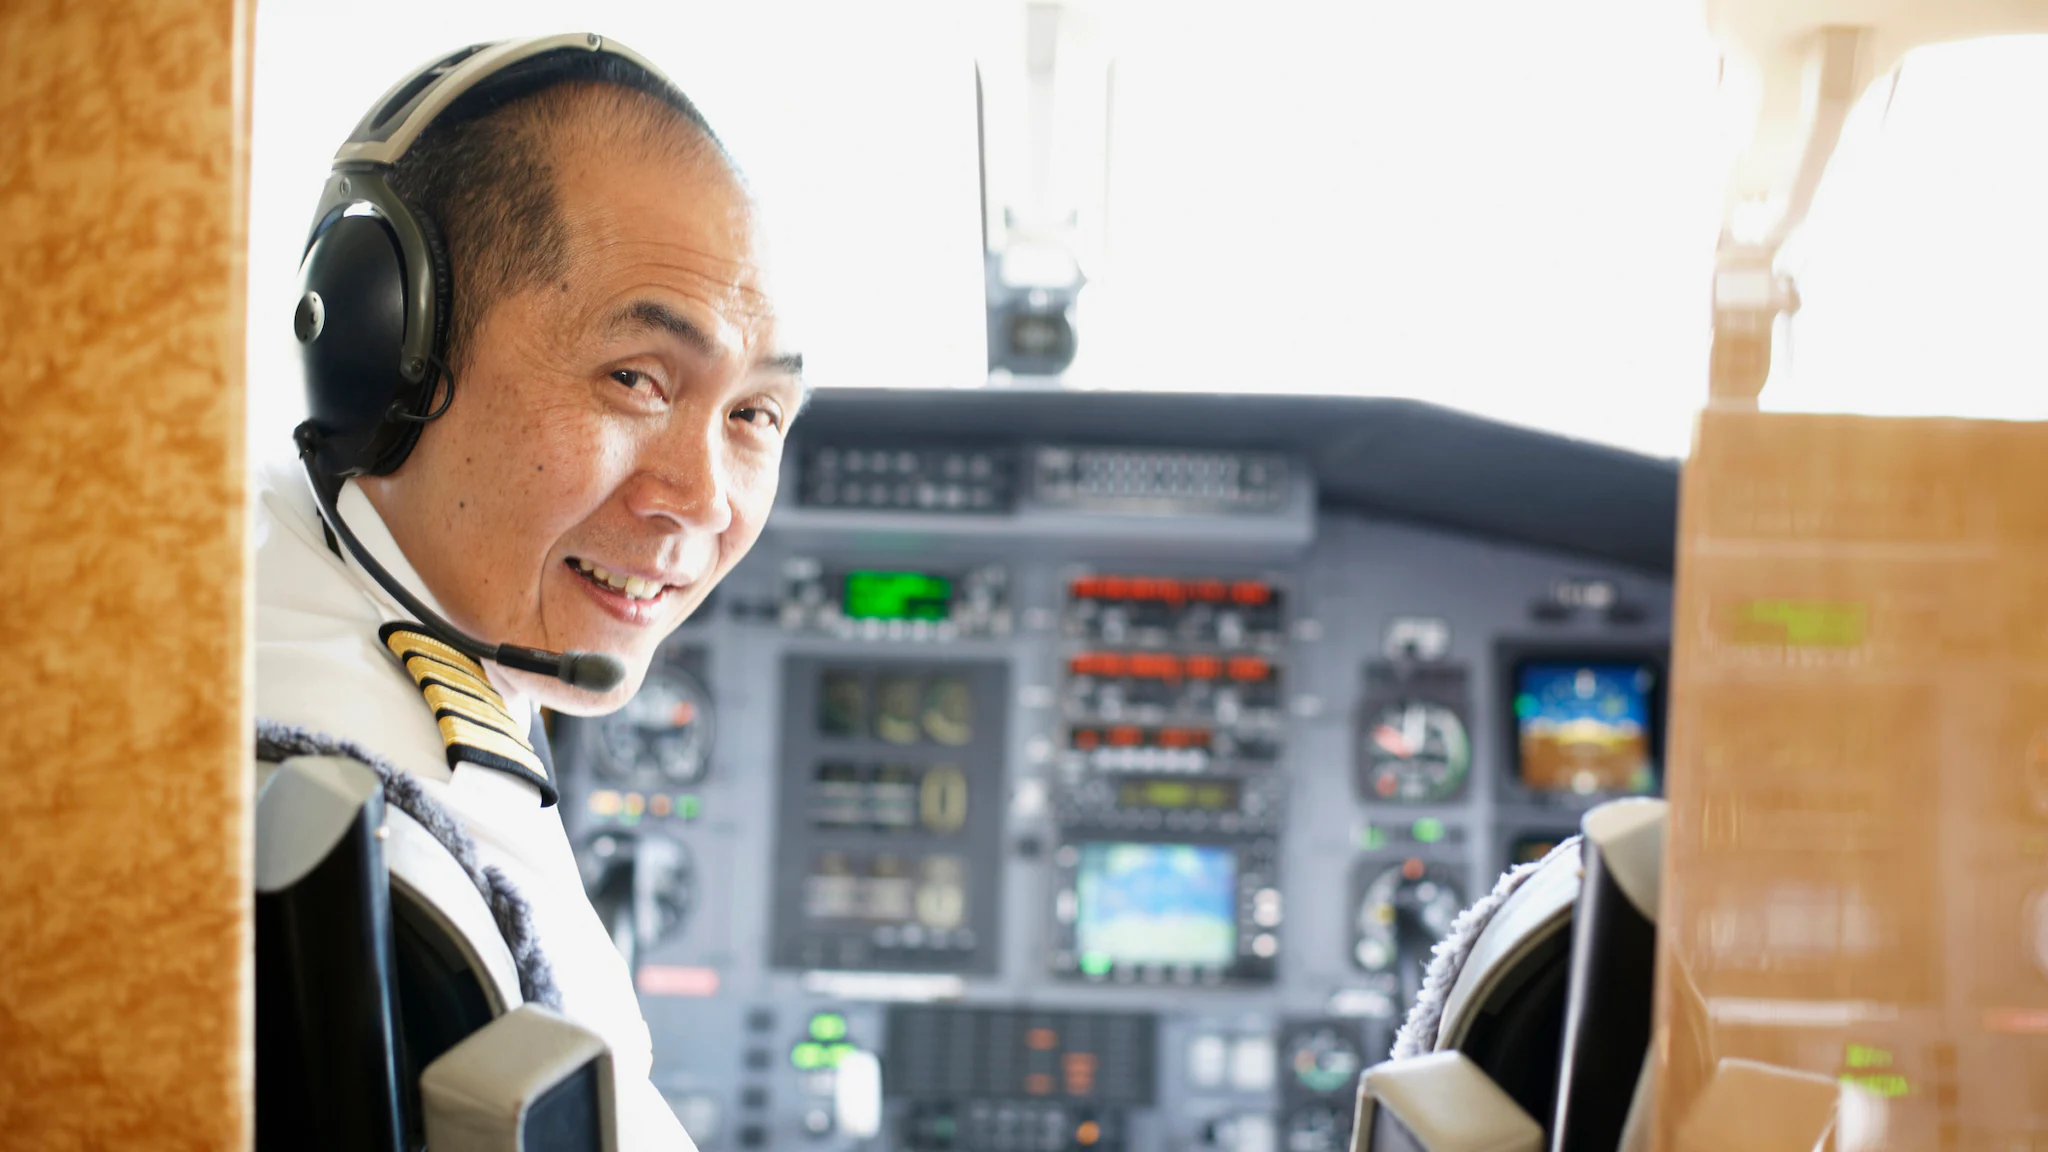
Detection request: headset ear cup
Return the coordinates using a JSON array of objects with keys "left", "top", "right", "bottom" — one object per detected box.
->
[
  {"left": 296, "top": 211, "right": 412, "bottom": 477},
  {"left": 409, "top": 201, "right": 457, "bottom": 374}
]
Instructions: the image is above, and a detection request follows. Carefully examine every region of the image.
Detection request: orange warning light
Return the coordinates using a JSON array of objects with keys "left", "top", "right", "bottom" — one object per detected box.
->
[
  {"left": 1229, "top": 581, "right": 1272, "bottom": 606},
  {"left": 1226, "top": 656, "right": 1271, "bottom": 682},
  {"left": 1076, "top": 1121, "right": 1102, "bottom": 1146}
]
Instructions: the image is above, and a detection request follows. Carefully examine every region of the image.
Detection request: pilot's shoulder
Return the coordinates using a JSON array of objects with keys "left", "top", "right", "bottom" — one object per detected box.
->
[{"left": 253, "top": 495, "right": 450, "bottom": 783}]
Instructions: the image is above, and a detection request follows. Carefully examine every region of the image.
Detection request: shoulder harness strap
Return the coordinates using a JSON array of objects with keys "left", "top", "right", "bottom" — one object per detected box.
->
[{"left": 378, "top": 622, "right": 557, "bottom": 806}]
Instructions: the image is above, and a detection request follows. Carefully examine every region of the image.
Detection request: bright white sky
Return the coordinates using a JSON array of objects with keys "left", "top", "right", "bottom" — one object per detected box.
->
[
  {"left": 1762, "top": 35, "right": 2048, "bottom": 422},
  {"left": 247, "top": 2, "right": 2048, "bottom": 464}
]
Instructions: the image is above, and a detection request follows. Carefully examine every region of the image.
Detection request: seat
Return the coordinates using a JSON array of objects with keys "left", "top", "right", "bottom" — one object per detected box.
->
[
  {"left": 255, "top": 754, "right": 620, "bottom": 1151},
  {"left": 1352, "top": 799, "right": 1667, "bottom": 1152}
]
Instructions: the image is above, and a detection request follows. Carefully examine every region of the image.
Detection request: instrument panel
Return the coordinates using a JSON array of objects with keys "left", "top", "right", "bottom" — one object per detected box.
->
[{"left": 550, "top": 396, "right": 1674, "bottom": 1152}]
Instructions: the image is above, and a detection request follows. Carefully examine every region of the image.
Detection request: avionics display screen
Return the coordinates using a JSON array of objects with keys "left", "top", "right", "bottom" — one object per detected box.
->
[
  {"left": 842, "top": 571, "right": 952, "bottom": 621},
  {"left": 1117, "top": 778, "right": 1240, "bottom": 812},
  {"left": 1514, "top": 659, "right": 1658, "bottom": 795},
  {"left": 1074, "top": 842, "right": 1236, "bottom": 967}
]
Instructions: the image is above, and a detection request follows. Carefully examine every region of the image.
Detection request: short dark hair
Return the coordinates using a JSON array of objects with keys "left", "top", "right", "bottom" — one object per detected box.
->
[{"left": 388, "top": 51, "right": 732, "bottom": 372}]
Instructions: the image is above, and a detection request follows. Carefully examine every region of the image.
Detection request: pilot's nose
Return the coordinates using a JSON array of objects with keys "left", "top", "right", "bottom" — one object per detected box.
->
[{"left": 626, "top": 419, "right": 735, "bottom": 536}]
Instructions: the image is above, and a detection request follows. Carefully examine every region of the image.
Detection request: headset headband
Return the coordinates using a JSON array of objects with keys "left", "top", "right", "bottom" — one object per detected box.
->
[{"left": 334, "top": 33, "right": 667, "bottom": 168}]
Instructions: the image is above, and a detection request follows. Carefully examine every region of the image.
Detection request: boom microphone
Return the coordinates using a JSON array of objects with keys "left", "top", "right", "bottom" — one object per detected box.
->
[{"left": 298, "top": 450, "right": 627, "bottom": 695}]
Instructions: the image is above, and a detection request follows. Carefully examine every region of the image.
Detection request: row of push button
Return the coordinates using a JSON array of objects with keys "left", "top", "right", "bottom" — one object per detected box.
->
[{"left": 586, "top": 789, "right": 702, "bottom": 822}]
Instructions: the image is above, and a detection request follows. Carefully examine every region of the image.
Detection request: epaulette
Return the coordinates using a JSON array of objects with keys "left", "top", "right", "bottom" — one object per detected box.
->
[{"left": 378, "top": 622, "right": 557, "bottom": 806}]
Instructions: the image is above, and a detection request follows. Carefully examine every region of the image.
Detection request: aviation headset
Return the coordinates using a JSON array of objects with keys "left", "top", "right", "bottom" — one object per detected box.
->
[{"left": 289, "top": 33, "right": 692, "bottom": 693}]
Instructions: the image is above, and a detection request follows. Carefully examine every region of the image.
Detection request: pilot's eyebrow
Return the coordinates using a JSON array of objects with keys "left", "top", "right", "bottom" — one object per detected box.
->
[
  {"left": 612, "top": 300, "right": 804, "bottom": 379},
  {"left": 611, "top": 300, "right": 719, "bottom": 358}
]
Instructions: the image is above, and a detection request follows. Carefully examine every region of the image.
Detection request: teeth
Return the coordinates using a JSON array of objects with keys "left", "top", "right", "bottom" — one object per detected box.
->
[{"left": 572, "top": 558, "right": 662, "bottom": 601}]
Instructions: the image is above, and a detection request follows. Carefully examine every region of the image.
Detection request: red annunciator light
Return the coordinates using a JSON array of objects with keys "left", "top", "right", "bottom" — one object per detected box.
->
[
  {"left": 1073, "top": 575, "right": 1243, "bottom": 604},
  {"left": 1069, "top": 652, "right": 1128, "bottom": 677},
  {"left": 1127, "top": 653, "right": 1183, "bottom": 681},
  {"left": 1226, "top": 655, "right": 1272, "bottom": 682}
]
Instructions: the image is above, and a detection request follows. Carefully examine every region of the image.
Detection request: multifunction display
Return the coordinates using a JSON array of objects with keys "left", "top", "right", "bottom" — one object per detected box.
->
[{"left": 1051, "top": 837, "right": 1281, "bottom": 984}]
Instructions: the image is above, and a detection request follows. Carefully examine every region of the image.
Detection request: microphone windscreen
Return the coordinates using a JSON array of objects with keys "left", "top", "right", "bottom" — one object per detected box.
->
[{"left": 562, "top": 651, "right": 627, "bottom": 693}]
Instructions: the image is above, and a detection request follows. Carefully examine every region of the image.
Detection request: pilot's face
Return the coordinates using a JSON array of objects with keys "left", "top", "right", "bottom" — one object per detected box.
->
[{"left": 367, "top": 132, "right": 802, "bottom": 715}]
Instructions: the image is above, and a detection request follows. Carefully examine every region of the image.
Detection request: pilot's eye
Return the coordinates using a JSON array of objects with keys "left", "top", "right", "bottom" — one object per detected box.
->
[
  {"left": 611, "top": 369, "right": 653, "bottom": 393},
  {"left": 732, "top": 404, "right": 784, "bottom": 431}
]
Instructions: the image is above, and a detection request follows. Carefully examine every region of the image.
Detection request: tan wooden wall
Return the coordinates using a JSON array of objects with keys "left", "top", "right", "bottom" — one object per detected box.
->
[
  {"left": 1657, "top": 409, "right": 2048, "bottom": 1148},
  {"left": 0, "top": 0, "right": 252, "bottom": 1147}
]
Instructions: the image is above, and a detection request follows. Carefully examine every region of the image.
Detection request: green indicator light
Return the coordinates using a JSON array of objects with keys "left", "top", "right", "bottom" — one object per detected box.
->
[
  {"left": 1838, "top": 1072, "right": 1910, "bottom": 1098},
  {"left": 824, "top": 1042, "right": 856, "bottom": 1068},
  {"left": 1411, "top": 818, "right": 1445, "bottom": 845},
  {"left": 1514, "top": 694, "right": 1538, "bottom": 720},
  {"left": 1737, "top": 600, "right": 1867, "bottom": 648},
  {"left": 810, "top": 1013, "right": 848, "bottom": 1042},
  {"left": 844, "top": 571, "right": 953, "bottom": 621},
  {"left": 791, "top": 1042, "right": 826, "bottom": 1070},
  {"left": 678, "top": 794, "right": 701, "bottom": 821},
  {"left": 1844, "top": 1044, "right": 1893, "bottom": 1069},
  {"left": 1079, "top": 952, "right": 1114, "bottom": 977},
  {"left": 1357, "top": 826, "right": 1388, "bottom": 851}
]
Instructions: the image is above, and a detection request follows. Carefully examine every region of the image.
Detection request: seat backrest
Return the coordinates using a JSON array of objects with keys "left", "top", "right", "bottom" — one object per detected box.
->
[
  {"left": 1352, "top": 801, "right": 1669, "bottom": 1152},
  {"left": 1429, "top": 841, "right": 1583, "bottom": 1125},
  {"left": 254, "top": 756, "right": 408, "bottom": 1152},
  {"left": 256, "top": 754, "right": 614, "bottom": 1152},
  {"left": 1548, "top": 800, "right": 1665, "bottom": 1152}
]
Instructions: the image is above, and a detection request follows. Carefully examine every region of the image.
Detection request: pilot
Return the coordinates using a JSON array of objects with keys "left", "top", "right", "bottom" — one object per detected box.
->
[{"left": 256, "top": 37, "right": 803, "bottom": 1145}]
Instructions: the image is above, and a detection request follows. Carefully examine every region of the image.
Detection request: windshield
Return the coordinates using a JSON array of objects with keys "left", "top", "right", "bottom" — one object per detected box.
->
[{"left": 248, "top": 0, "right": 1724, "bottom": 460}]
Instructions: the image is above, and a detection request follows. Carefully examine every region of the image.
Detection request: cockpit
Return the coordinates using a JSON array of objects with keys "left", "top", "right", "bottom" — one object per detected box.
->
[{"left": 8, "top": 0, "right": 2048, "bottom": 1149}]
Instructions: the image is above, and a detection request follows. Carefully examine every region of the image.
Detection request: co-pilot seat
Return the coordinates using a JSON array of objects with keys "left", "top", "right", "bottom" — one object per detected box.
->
[
  {"left": 255, "top": 754, "right": 624, "bottom": 1152},
  {"left": 1349, "top": 799, "right": 1668, "bottom": 1152}
]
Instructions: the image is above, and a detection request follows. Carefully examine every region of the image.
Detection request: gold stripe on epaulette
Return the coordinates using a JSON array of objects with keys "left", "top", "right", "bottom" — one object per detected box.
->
[
  {"left": 379, "top": 621, "right": 553, "bottom": 804},
  {"left": 438, "top": 714, "right": 548, "bottom": 778},
  {"left": 423, "top": 681, "right": 520, "bottom": 734},
  {"left": 384, "top": 627, "right": 491, "bottom": 683},
  {"left": 403, "top": 652, "right": 503, "bottom": 705}
]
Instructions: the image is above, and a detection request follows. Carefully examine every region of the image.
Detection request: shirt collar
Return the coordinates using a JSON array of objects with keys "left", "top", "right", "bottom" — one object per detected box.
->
[{"left": 324, "top": 474, "right": 534, "bottom": 722}]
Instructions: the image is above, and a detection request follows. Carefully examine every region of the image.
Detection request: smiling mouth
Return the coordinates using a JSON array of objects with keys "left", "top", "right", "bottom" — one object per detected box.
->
[{"left": 567, "top": 557, "right": 676, "bottom": 602}]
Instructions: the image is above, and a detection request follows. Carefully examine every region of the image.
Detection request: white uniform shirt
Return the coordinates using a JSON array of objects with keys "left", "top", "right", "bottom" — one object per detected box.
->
[{"left": 253, "top": 459, "right": 694, "bottom": 1149}]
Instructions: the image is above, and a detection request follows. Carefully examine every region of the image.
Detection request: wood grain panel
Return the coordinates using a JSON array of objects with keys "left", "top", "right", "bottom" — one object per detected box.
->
[
  {"left": 1657, "top": 410, "right": 2048, "bottom": 1150},
  {"left": 0, "top": 0, "right": 252, "bottom": 1146}
]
